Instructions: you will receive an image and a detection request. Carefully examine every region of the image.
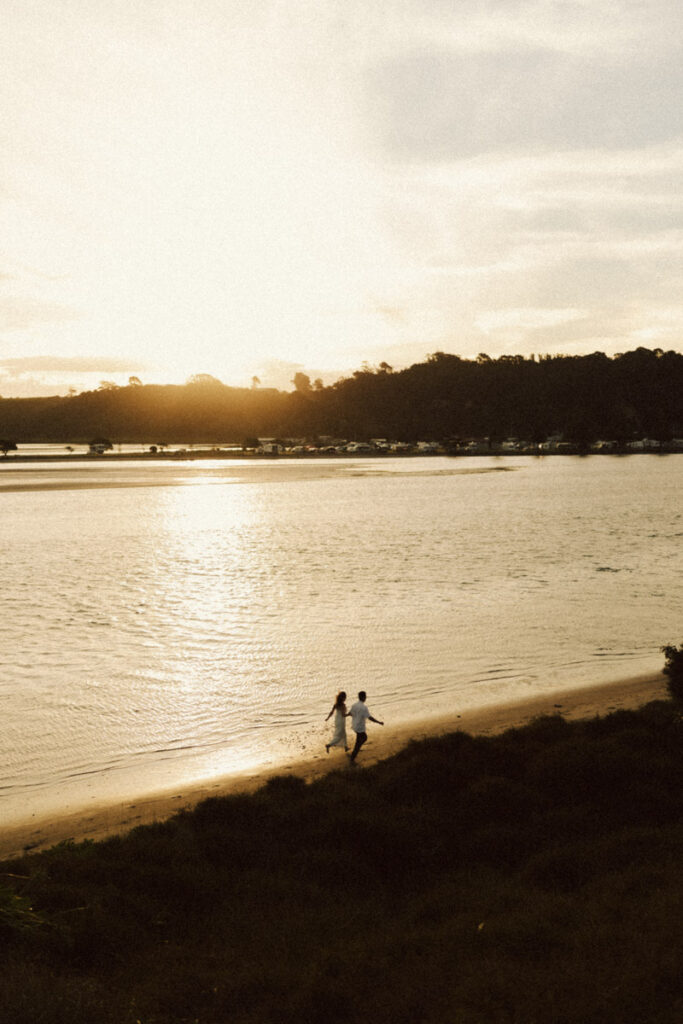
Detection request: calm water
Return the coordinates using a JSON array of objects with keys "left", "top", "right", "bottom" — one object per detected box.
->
[{"left": 1, "top": 454, "right": 681, "bottom": 827}]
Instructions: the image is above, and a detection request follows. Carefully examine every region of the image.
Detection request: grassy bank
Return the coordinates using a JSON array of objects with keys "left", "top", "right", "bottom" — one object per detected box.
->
[{"left": 2, "top": 700, "right": 683, "bottom": 1024}]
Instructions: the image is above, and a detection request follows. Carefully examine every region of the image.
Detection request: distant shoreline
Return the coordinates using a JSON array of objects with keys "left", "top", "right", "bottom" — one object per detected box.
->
[
  {"left": 0, "top": 671, "right": 666, "bottom": 861},
  {"left": 2, "top": 449, "right": 682, "bottom": 464}
]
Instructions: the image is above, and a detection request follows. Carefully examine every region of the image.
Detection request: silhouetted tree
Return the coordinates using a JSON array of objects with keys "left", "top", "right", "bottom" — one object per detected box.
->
[
  {"left": 187, "top": 373, "right": 224, "bottom": 387},
  {"left": 292, "top": 372, "right": 311, "bottom": 393}
]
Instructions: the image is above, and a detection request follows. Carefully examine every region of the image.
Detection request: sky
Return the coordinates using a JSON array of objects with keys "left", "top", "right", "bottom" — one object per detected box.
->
[{"left": 1, "top": 0, "right": 682, "bottom": 397}]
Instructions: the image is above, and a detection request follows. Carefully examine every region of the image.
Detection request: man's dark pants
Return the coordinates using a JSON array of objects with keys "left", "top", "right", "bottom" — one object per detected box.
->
[{"left": 350, "top": 731, "right": 367, "bottom": 761}]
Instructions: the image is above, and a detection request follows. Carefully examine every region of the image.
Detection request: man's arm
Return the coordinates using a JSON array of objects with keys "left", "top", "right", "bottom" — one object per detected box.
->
[{"left": 368, "top": 715, "right": 384, "bottom": 726}]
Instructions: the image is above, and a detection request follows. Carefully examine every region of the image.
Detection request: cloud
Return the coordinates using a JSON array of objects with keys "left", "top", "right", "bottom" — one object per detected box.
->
[
  {"left": 360, "top": 134, "right": 683, "bottom": 363},
  {"left": 365, "top": 47, "right": 683, "bottom": 161},
  {"left": 0, "top": 297, "right": 80, "bottom": 331},
  {"left": 475, "top": 307, "right": 585, "bottom": 332},
  {"left": 400, "top": 0, "right": 683, "bottom": 61},
  {"left": 0, "top": 356, "right": 153, "bottom": 398},
  {"left": 0, "top": 356, "right": 149, "bottom": 374}
]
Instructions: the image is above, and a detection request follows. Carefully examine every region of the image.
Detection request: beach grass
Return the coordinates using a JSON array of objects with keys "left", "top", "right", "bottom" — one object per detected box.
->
[{"left": 2, "top": 698, "right": 683, "bottom": 1023}]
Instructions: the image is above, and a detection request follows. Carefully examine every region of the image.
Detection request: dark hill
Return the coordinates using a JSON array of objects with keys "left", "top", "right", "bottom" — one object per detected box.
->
[{"left": 1, "top": 346, "right": 682, "bottom": 445}]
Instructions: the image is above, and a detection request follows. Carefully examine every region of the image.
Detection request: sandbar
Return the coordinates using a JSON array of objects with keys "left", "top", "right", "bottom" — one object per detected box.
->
[{"left": 0, "top": 672, "right": 667, "bottom": 861}]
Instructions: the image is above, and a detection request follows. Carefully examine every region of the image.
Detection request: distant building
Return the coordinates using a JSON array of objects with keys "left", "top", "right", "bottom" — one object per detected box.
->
[{"left": 257, "top": 438, "right": 282, "bottom": 454}]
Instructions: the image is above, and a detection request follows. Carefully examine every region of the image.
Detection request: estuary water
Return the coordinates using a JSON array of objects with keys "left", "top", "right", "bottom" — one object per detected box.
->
[{"left": 1, "top": 454, "right": 682, "bottom": 827}]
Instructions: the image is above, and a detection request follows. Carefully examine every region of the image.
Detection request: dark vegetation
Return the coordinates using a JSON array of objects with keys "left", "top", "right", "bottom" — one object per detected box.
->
[
  {"left": 2, "top": 697, "right": 683, "bottom": 1023},
  {"left": 1, "top": 346, "right": 682, "bottom": 445},
  {"left": 662, "top": 644, "right": 683, "bottom": 703}
]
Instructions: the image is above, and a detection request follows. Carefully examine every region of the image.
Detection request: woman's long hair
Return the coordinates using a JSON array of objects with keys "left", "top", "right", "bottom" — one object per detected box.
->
[{"left": 334, "top": 690, "right": 347, "bottom": 709}]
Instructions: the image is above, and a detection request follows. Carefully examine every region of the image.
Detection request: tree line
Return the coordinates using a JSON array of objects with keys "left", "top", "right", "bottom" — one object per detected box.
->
[{"left": 1, "top": 347, "right": 682, "bottom": 446}]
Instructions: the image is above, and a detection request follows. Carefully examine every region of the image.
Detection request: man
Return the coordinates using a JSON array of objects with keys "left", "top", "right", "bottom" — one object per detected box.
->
[{"left": 348, "top": 690, "right": 384, "bottom": 763}]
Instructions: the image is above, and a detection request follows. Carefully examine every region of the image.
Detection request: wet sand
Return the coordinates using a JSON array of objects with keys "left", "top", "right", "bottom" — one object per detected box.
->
[{"left": 0, "top": 672, "right": 667, "bottom": 861}]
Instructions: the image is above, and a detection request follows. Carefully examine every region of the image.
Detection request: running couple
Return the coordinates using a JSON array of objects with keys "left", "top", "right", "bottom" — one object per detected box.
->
[{"left": 325, "top": 690, "right": 384, "bottom": 762}]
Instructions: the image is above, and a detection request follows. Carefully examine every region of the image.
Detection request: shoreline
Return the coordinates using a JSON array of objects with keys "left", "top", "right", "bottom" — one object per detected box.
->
[
  {"left": 3, "top": 449, "right": 683, "bottom": 464},
  {"left": 0, "top": 671, "right": 667, "bottom": 861}
]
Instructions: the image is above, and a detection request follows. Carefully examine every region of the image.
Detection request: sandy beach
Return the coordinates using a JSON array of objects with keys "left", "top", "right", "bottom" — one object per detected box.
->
[{"left": 0, "top": 672, "right": 667, "bottom": 862}]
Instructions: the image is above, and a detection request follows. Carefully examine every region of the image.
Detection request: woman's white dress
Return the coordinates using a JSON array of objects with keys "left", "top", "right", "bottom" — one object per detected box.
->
[{"left": 328, "top": 707, "right": 347, "bottom": 749}]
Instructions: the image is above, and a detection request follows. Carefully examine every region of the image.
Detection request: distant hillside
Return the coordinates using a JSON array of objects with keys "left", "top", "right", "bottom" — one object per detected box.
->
[{"left": 1, "top": 347, "right": 682, "bottom": 445}]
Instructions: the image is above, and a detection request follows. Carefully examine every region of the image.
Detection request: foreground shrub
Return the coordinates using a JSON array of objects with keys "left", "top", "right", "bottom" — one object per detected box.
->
[
  {"left": 0, "top": 883, "right": 46, "bottom": 943},
  {"left": 3, "top": 699, "right": 683, "bottom": 1023},
  {"left": 662, "top": 643, "right": 683, "bottom": 702}
]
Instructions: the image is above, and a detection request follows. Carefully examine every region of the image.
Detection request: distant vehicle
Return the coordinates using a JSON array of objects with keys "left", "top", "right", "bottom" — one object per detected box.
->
[{"left": 88, "top": 437, "right": 113, "bottom": 455}]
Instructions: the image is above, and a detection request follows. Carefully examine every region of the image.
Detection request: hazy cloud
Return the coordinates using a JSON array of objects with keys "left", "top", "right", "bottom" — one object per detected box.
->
[
  {"left": 0, "top": 297, "right": 80, "bottom": 331},
  {"left": 0, "top": 356, "right": 149, "bottom": 374},
  {"left": 0, "top": 355, "right": 153, "bottom": 398},
  {"left": 366, "top": 48, "right": 683, "bottom": 161}
]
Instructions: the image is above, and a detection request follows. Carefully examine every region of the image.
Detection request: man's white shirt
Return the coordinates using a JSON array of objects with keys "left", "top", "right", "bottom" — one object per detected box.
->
[{"left": 350, "top": 701, "right": 371, "bottom": 733}]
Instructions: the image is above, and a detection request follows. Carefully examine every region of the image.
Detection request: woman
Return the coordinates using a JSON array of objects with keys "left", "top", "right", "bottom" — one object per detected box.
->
[{"left": 325, "top": 691, "right": 348, "bottom": 753}]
